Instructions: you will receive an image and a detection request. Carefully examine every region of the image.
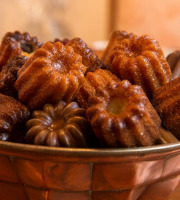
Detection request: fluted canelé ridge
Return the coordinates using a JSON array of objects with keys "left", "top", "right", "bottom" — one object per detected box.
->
[
  {"left": 15, "top": 42, "right": 87, "bottom": 110},
  {"left": 0, "top": 93, "right": 30, "bottom": 141},
  {"left": 66, "top": 37, "right": 104, "bottom": 73},
  {"left": 75, "top": 69, "right": 121, "bottom": 109},
  {"left": 0, "top": 31, "right": 42, "bottom": 70},
  {"left": 152, "top": 77, "right": 180, "bottom": 138},
  {"left": 26, "top": 100, "right": 98, "bottom": 147},
  {"left": 0, "top": 55, "right": 27, "bottom": 99},
  {"left": 106, "top": 33, "right": 172, "bottom": 99},
  {"left": 86, "top": 80, "right": 161, "bottom": 148}
]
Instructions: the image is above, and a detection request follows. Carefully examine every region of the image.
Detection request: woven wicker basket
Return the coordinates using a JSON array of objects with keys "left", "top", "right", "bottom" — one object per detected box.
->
[{"left": 0, "top": 141, "right": 180, "bottom": 200}]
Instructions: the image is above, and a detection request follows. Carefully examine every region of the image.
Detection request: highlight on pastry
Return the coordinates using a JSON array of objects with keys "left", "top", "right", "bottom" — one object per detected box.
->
[
  {"left": 104, "top": 31, "right": 172, "bottom": 99},
  {"left": 75, "top": 68, "right": 121, "bottom": 109},
  {"left": 66, "top": 37, "right": 104, "bottom": 73},
  {"left": 0, "top": 29, "right": 178, "bottom": 149},
  {"left": 101, "top": 30, "right": 134, "bottom": 69},
  {"left": 15, "top": 41, "right": 87, "bottom": 110},
  {"left": 26, "top": 100, "right": 98, "bottom": 147},
  {"left": 86, "top": 80, "right": 161, "bottom": 148}
]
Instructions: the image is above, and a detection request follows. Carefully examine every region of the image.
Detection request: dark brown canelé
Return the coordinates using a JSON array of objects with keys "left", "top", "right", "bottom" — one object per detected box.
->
[
  {"left": 0, "top": 55, "right": 27, "bottom": 99},
  {"left": 26, "top": 100, "right": 98, "bottom": 147},
  {"left": 0, "top": 93, "right": 30, "bottom": 141},
  {"left": 0, "top": 31, "right": 42, "bottom": 70}
]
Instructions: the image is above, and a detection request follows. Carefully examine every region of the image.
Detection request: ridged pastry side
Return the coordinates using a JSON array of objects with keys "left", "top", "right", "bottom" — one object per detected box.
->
[
  {"left": 0, "top": 31, "right": 42, "bottom": 70},
  {"left": 15, "top": 42, "right": 86, "bottom": 110},
  {"left": 0, "top": 55, "right": 27, "bottom": 99},
  {"left": 66, "top": 37, "right": 104, "bottom": 73},
  {"left": 86, "top": 80, "right": 161, "bottom": 147},
  {"left": 26, "top": 100, "right": 98, "bottom": 147},
  {"left": 110, "top": 34, "right": 172, "bottom": 99},
  {"left": 75, "top": 69, "right": 121, "bottom": 109},
  {"left": 152, "top": 77, "right": 180, "bottom": 138},
  {"left": 0, "top": 93, "right": 30, "bottom": 141},
  {"left": 101, "top": 30, "right": 134, "bottom": 69}
]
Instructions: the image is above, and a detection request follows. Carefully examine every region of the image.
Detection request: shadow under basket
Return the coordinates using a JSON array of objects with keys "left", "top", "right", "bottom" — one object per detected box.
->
[{"left": 0, "top": 140, "right": 180, "bottom": 200}]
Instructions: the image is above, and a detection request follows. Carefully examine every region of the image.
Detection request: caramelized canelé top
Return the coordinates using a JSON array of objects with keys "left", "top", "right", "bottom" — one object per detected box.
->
[
  {"left": 15, "top": 42, "right": 86, "bottom": 110},
  {"left": 0, "top": 31, "right": 42, "bottom": 70}
]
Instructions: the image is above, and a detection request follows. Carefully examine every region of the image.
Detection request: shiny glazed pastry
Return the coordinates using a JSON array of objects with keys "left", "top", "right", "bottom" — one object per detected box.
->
[
  {"left": 152, "top": 77, "right": 180, "bottom": 139},
  {"left": 101, "top": 30, "right": 134, "bottom": 69},
  {"left": 0, "top": 55, "right": 27, "bottom": 99},
  {"left": 15, "top": 42, "right": 87, "bottom": 110},
  {"left": 0, "top": 93, "right": 30, "bottom": 141},
  {"left": 66, "top": 37, "right": 104, "bottom": 73},
  {"left": 166, "top": 50, "right": 180, "bottom": 79},
  {"left": 26, "top": 100, "right": 97, "bottom": 147},
  {"left": 109, "top": 33, "right": 172, "bottom": 99},
  {"left": 75, "top": 69, "right": 121, "bottom": 109},
  {"left": 86, "top": 80, "right": 161, "bottom": 147},
  {"left": 0, "top": 31, "right": 42, "bottom": 70}
]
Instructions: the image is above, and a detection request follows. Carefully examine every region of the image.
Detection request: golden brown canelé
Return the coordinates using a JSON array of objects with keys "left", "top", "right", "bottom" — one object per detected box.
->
[
  {"left": 26, "top": 100, "right": 98, "bottom": 147},
  {"left": 0, "top": 93, "right": 30, "bottom": 141},
  {"left": 166, "top": 50, "right": 180, "bottom": 79},
  {"left": 0, "top": 31, "right": 42, "bottom": 70},
  {"left": 152, "top": 77, "right": 180, "bottom": 139},
  {"left": 75, "top": 69, "right": 121, "bottom": 109},
  {"left": 15, "top": 42, "right": 86, "bottom": 110},
  {"left": 109, "top": 34, "right": 172, "bottom": 99},
  {"left": 86, "top": 80, "right": 161, "bottom": 147},
  {"left": 101, "top": 30, "right": 134, "bottom": 69},
  {"left": 66, "top": 37, "right": 104, "bottom": 73}
]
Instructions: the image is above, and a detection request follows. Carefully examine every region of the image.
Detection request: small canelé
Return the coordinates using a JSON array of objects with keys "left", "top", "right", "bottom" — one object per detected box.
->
[
  {"left": 86, "top": 80, "right": 161, "bottom": 148},
  {"left": 15, "top": 42, "right": 87, "bottom": 110},
  {"left": 0, "top": 31, "right": 42, "bottom": 70},
  {"left": 26, "top": 100, "right": 98, "bottom": 147},
  {"left": 104, "top": 32, "right": 172, "bottom": 99}
]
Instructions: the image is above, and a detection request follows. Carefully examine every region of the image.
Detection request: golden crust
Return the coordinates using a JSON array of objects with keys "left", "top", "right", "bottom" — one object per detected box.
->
[
  {"left": 101, "top": 30, "right": 134, "bottom": 69},
  {"left": 108, "top": 33, "right": 172, "bottom": 99},
  {"left": 152, "top": 77, "right": 180, "bottom": 138},
  {"left": 75, "top": 69, "right": 121, "bottom": 109},
  {"left": 15, "top": 42, "right": 86, "bottom": 110},
  {"left": 86, "top": 80, "right": 161, "bottom": 147},
  {"left": 66, "top": 37, "right": 104, "bottom": 73}
]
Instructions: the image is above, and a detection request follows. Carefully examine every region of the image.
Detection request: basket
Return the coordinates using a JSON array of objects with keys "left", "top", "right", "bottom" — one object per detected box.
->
[{"left": 0, "top": 141, "right": 180, "bottom": 200}]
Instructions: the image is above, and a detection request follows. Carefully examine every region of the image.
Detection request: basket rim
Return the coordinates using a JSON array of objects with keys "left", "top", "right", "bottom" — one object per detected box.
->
[{"left": 0, "top": 140, "right": 180, "bottom": 157}]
